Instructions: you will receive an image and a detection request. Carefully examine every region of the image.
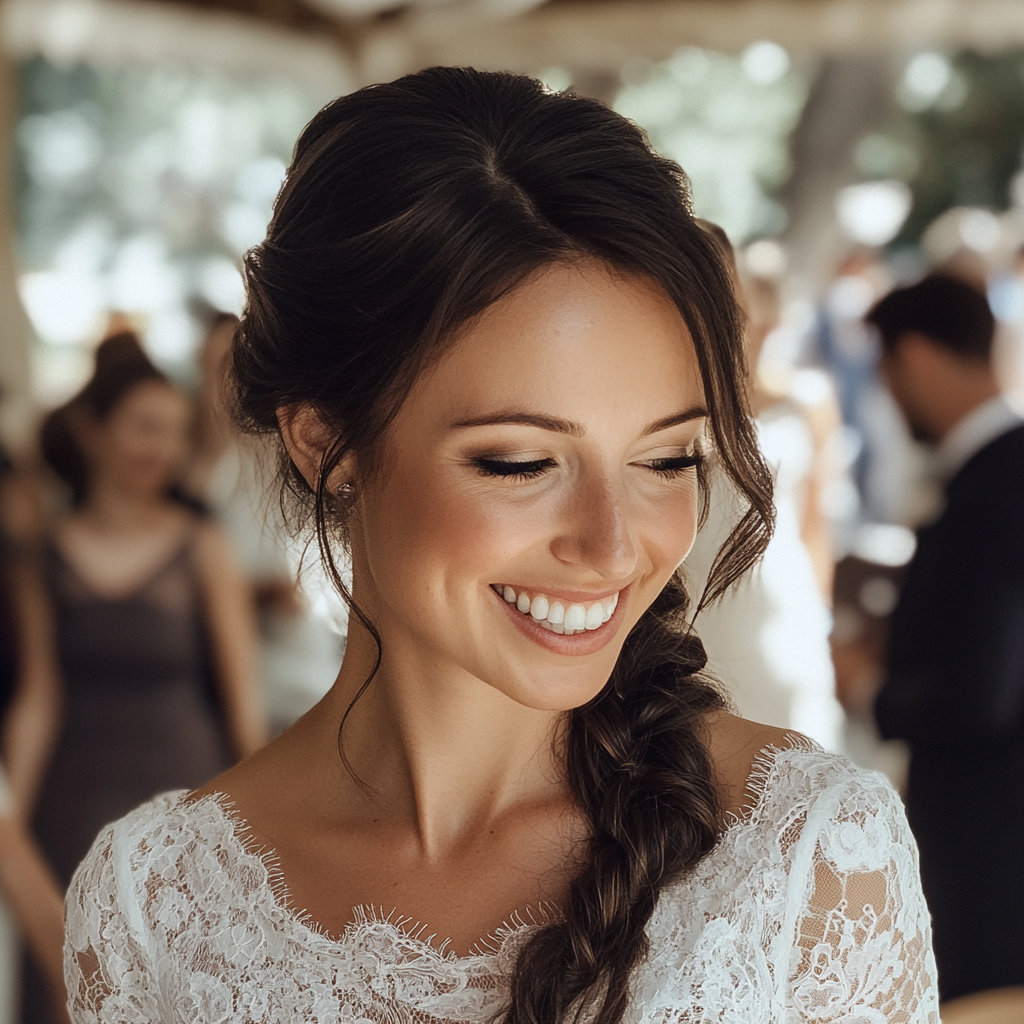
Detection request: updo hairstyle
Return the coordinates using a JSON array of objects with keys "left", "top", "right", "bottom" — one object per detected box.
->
[{"left": 233, "top": 67, "right": 774, "bottom": 1024}]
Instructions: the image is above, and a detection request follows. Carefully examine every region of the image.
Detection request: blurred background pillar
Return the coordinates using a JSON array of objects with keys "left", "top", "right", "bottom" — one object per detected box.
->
[
  {"left": 781, "top": 54, "right": 901, "bottom": 293},
  {"left": 0, "top": 32, "right": 34, "bottom": 1021},
  {"left": 0, "top": 33, "right": 33, "bottom": 456}
]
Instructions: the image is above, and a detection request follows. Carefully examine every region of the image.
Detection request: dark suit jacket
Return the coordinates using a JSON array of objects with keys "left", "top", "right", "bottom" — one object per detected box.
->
[{"left": 875, "top": 422, "right": 1024, "bottom": 1000}]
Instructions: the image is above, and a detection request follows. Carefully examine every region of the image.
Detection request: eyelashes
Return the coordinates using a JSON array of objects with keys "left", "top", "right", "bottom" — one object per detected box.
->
[
  {"left": 474, "top": 457, "right": 556, "bottom": 481},
  {"left": 643, "top": 453, "right": 705, "bottom": 477},
  {"left": 472, "top": 452, "right": 704, "bottom": 482}
]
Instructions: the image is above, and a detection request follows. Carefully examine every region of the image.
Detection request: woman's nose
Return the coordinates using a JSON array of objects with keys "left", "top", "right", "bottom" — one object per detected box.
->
[{"left": 549, "top": 476, "right": 638, "bottom": 581}]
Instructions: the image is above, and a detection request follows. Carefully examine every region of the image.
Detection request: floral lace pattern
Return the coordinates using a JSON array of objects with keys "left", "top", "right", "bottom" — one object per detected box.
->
[{"left": 65, "top": 744, "right": 939, "bottom": 1023}]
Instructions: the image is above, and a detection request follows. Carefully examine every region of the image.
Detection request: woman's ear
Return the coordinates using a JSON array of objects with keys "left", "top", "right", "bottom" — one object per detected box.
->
[{"left": 277, "top": 404, "right": 350, "bottom": 491}]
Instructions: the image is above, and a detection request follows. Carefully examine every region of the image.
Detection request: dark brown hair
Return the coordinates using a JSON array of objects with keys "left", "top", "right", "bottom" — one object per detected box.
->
[
  {"left": 867, "top": 273, "right": 995, "bottom": 360},
  {"left": 40, "top": 332, "right": 168, "bottom": 506},
  {"left": 233, "top": 67, "right": 773, "bottom": 1024}
]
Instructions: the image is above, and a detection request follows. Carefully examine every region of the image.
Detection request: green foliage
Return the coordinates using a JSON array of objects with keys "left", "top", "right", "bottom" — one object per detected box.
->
[
  {"left": 15, "top": 56, "right": 321, "bottom": 366},
  {"left": 614, "top": 47, "right": 809, "bottom": 243},
  {"left": 862, "top": 51, "right": 1024, "bottom": 243}
]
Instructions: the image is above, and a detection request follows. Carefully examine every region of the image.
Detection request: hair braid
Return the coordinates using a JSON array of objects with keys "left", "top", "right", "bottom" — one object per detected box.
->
[{"left": 505, "top": 577, "right": 725, "bottom": 1023}]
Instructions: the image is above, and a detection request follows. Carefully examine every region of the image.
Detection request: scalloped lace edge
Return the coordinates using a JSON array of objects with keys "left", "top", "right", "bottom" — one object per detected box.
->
[
  {"left": 182, "top": 790, "right": 556, "bottom": 962},
  {"left": 724, "top": 731, "right": 821, "bottom": 830},
  {"left": 179, "top": 736, "right": 820, "bottom": 965}
]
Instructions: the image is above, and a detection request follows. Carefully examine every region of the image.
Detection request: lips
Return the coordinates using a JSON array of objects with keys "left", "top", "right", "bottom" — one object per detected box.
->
[{"left": 490, "top": 584, "right": 619, "bottom": 635}]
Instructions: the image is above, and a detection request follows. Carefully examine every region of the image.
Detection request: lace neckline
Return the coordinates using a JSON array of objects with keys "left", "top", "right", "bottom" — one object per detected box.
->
[{"left": 188, "top": 735, "right": 818, "bottom": 966}]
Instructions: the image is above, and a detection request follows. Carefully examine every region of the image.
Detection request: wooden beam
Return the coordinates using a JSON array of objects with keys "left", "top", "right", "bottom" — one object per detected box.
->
[
  {"left": 0, "top": 0, "right": 355, "bottom": 99},
  {"left": 355, "top": 0, "right": 1024, "bottom": 83}
]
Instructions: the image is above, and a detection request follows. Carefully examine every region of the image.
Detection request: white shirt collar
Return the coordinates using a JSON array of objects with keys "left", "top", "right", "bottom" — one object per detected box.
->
[{"left": 935, "top": 394, "right": 1024, "bottom": 481}]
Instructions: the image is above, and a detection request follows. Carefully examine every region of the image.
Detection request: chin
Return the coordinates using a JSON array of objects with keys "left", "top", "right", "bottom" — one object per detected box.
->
[{"left": 490, "top": 669, "right": 613, "bottom": 714}]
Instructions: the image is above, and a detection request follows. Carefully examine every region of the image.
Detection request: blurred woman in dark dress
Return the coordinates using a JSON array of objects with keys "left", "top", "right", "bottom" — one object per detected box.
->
[{"left": 15, "top": 334, "right": 266, "bottom": 1024}]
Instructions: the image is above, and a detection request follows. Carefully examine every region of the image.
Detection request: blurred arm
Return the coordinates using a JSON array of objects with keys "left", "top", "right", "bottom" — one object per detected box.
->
[
  {"left": 0, "top": 812, "right": 69, "bottom": 1019},
  {"left": 193, "top": 523, "right": 268, "bottom": 760},
  {"left": 2, "top": 557, "right": 63, "bottom": 816},
  {"left": 798, "top": 389, "right": 842, "bottom": 604}
]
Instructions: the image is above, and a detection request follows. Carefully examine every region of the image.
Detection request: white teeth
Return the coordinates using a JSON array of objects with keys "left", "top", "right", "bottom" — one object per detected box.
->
[
  {"left": 563, "top": 604, "right": 586, "bottom": 631},
  {"left": 539, "top": 618, "right": 565, "bottom": 634},
  {"left": 497, "top": 585, "right": 621, "bottom": 635}
]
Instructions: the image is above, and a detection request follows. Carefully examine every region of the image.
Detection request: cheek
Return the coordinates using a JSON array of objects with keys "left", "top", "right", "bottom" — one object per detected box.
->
[
  {"left": 129, "top": 434, "right": 173, "bottom": 467},
  {"left": 94, "top": 427, "right": 135, "bottom": 468},
  {"left": 359, "top": 471, "right": 534, "bottom": 606},
  {"left": 162, "top": 430, "right": 189, "bottom": 467},
  {"left": 645, "top": 478, "right": 701, "bottom": 573}
]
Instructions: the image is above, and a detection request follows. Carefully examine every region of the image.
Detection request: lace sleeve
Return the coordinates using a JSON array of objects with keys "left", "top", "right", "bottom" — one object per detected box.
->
[
  {"left": 787, "top": 778, "right": 939, "bottom": 1023},
  {"left": 64, "top": 824, "right": 163, "bottom": 1023}
]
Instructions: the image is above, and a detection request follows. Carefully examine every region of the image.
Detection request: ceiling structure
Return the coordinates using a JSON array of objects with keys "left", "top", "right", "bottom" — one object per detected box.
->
[
  {"left": 8, "top": 0, "right": 1024, "bottom": 93},
  {"left": 2, "top": 0, "right": 1021, "bottom": 300}
]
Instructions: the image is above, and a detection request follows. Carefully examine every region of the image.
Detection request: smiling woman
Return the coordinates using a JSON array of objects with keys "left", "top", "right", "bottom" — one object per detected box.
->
[{"left": 64, "top": 67, "right": 938, "bottom": 1024}]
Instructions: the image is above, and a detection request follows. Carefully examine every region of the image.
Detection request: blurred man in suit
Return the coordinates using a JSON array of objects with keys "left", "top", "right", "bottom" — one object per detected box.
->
[{"left": 868, "top": 274, "right": 1024, "bottom": 1003}]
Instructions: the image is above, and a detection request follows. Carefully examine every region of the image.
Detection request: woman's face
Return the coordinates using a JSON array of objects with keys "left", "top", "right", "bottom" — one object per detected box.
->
[
  {"left": 87, "top": 380, "right": 192, "bottom": 499},
  {"left": 349, "top": 260, "right": 707, "bottom": 712}
]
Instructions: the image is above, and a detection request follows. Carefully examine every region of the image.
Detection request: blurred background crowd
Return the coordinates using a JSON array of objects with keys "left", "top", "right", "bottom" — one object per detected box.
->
[{"left": 0, "top": 0, "right": 1023, "bottom": 1021}]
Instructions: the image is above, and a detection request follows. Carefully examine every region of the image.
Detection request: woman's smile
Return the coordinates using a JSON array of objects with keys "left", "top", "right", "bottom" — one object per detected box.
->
[{"left": 490, "top": 581, "right": 632, "bottom": 655}]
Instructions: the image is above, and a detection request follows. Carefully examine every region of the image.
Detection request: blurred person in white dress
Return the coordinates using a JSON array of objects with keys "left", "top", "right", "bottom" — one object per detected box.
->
[
  {"left": 186, "top": 314, "right": 343, "bottom": 734},
  {"left": 686, "top": 229, "right": 846, "bottom": 751}
]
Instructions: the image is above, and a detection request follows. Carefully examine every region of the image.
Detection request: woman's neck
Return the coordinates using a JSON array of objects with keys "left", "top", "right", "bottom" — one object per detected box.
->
[
  {"left": 326, "top": 619, "right": 568, "bottom": 860},
  {"left": 191, "top": 404, "right": 235, "bottom": 478},
  {"left": 77, "top": 482, "right": 174, "bottom": 533}
]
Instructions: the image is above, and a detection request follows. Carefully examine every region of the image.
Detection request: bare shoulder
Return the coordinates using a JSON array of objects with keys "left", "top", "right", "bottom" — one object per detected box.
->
[
  {"left": 702, "top": 712, "right": 812, "bottom": 819},
  {"left": 189, "top": 708, "right": 342, "bottom": 847},
  {"left": 189, "top": 729, "right": 285, "bottom": 807},
  {"left": 188, "top": 740, "right": 288, "bottom": 851}
]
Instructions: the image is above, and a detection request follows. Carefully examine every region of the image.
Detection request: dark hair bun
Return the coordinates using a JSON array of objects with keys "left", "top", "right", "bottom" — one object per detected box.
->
[{"left": 83, "top": 333, "right": 166, "bottom": 420}]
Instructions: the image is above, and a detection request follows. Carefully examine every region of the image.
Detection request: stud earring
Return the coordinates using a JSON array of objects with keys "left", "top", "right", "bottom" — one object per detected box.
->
[{"left": 337, "top": 482, "right": 355, "bottom": 499}]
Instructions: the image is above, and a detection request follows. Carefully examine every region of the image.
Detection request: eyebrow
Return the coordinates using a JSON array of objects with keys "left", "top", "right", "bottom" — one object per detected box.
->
[
  {"left": 641, "top": 407, "right": 708, "bottom": 436},
  {"left": 450, "top": 406, "right": 707, "bottom": 437}
]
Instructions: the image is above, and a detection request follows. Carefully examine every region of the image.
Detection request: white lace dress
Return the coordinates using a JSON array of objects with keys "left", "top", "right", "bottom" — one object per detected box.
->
[{"left": 64, "top": 743, "right": 939, "bottom": 1023}]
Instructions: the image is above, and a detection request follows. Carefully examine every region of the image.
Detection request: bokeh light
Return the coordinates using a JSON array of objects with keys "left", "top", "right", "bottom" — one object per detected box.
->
[
  {"left": 614, "top": 43, "right": 808, "bottom": 243},
  {"left": 15, "top": 56, "right": 321, "bottom": 401}
]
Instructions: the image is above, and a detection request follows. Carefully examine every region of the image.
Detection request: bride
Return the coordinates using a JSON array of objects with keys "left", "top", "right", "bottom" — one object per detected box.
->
[{"left": 65, "top": 67, "right": 937, "bottom": 1023}]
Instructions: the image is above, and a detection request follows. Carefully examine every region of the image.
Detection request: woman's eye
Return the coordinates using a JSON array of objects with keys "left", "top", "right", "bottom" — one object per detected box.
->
[
  {"left": 643, "top": 453, "right": 705, "bottom": 477},
  {"left": 474, "top": 457, "right": 556, "bottom": 480}
]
